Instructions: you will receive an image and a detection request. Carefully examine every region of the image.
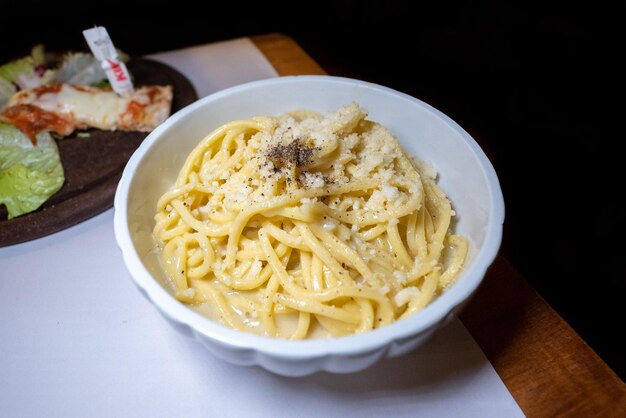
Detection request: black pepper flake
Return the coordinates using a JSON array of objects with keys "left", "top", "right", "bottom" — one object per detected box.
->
[{"left": 266, "top": 137, "right": 315, "bottom": 169}]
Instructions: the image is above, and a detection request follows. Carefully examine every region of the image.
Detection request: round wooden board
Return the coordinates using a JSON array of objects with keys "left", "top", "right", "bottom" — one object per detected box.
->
[{"left": 0, "top": 58, "right": 198, "bottom": 247}]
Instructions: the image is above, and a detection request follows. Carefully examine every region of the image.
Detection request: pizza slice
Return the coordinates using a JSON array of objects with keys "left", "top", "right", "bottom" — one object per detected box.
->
[{"left": 0, "top": 83, "right": 173, "bottom": 142}]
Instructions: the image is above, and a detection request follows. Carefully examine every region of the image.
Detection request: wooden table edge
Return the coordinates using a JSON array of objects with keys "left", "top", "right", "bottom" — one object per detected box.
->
[{"left": 251, "top": 33, "right": 626, "bottom": 417}]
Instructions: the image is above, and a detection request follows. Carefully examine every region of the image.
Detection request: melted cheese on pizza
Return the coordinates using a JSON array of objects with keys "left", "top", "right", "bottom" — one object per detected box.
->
[{"left": 0, "top": 84, "right": 173, "bottom": 142}]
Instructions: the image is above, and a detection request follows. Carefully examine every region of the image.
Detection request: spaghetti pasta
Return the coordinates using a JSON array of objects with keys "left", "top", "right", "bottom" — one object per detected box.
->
[{"left": 153, "top": 104, "right": 467, "bottom": 339}]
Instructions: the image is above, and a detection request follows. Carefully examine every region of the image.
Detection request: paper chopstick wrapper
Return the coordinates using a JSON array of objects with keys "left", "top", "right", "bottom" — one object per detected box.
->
[{"left": 82, "top": 26, "right": 134, "bottom": 95}]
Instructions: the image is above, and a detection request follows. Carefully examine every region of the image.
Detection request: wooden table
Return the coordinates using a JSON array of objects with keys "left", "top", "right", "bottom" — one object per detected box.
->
[{"left": 251, "top": 33, "right": 625, "bottom": 418}]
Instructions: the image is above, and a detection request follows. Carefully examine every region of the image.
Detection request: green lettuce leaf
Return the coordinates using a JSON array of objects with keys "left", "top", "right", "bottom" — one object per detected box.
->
[
  {"left": 31, "top": 44, "right": 45, "bottom": 67},
  {"left": 0, "top": 55, "right": 34, "bottom": 84},
  {"left": 0, "top": 76, "right": 16, "bottom": 108},
  {"left": 0, "top": 123, "right": 65, "bottom": 219},
  {"left": 0, "top": 45, "right": 52, "bottom": 91},
  {"left": 55, "top": 52, "right": 106, "bottom": 85}
]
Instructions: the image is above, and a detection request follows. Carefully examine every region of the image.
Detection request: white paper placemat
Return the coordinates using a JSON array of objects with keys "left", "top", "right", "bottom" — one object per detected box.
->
[
  {"left": 0, "top": 38, "right": 523, "bottom": 418},
  {"left": 148, "top": 38, "right": 279, "bottom": 97}
]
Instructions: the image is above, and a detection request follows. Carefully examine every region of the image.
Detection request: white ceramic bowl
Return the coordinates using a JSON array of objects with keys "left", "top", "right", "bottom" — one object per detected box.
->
[{"left": 114, "top": 76, "right": 504, "bottom": 376}]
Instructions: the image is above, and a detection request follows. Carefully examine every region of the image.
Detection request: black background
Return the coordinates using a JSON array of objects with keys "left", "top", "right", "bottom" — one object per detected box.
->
[{"left": 1, "top": 1, "right": 622, "bottom": 379}]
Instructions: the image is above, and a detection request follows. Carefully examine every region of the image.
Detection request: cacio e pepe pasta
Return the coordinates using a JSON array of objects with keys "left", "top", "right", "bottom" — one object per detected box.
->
[{"left": 153, "top": 104, "right": 467, "bottom": 339}]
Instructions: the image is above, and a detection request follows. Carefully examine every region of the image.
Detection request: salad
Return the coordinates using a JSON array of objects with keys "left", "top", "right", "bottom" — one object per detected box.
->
[
  {"left": 0, "top": 45, "right": 174, "bottom": 221},
  {"left": 0, "top": 45, "right": 126, "bottom": 219}
]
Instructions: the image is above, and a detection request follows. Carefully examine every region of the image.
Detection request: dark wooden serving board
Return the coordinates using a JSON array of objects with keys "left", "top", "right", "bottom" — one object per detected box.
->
[{"left": 0, "top": 58, "right": 198, "bottom": 246}]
